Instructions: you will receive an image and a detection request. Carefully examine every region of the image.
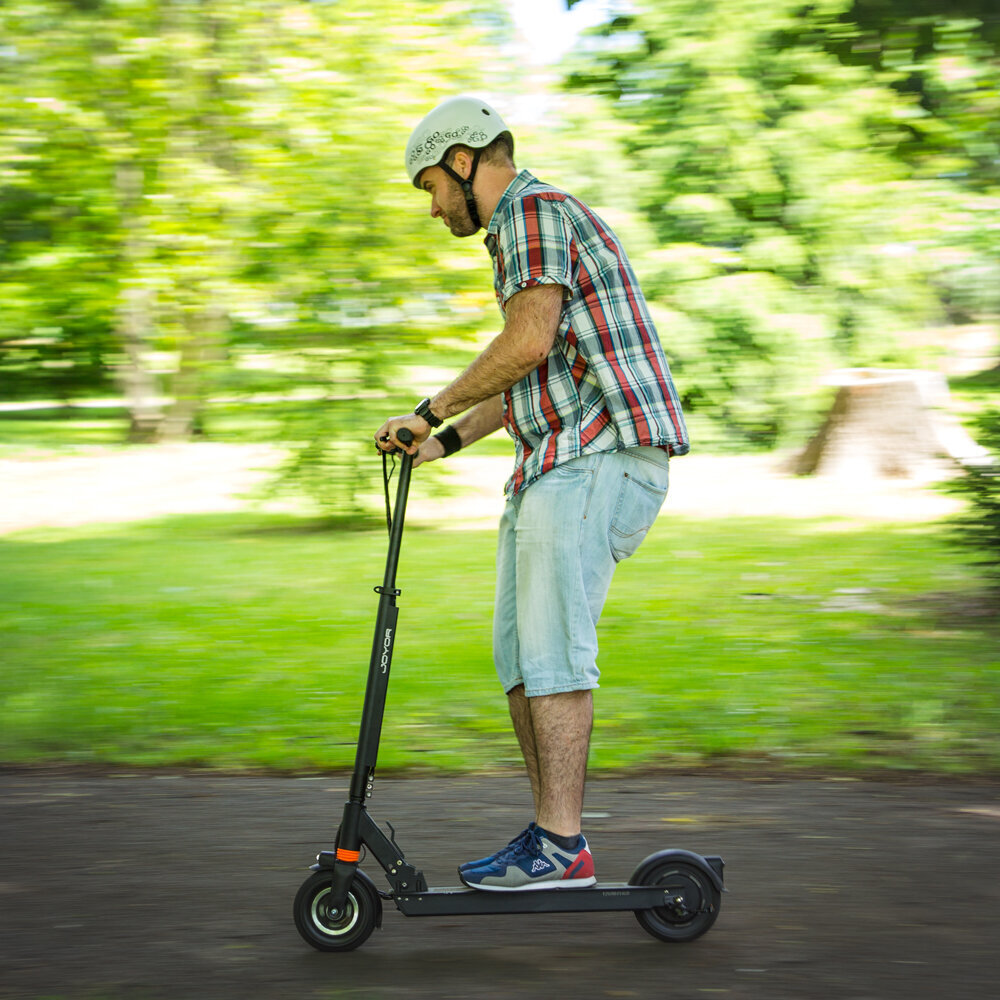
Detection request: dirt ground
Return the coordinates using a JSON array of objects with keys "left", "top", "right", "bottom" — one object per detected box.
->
[
  {"left": 0, "top": 441, "right": 965, "bottom": 535},
  {"left": 1, "top": 768, "right": 998, "bottom": 1000}
]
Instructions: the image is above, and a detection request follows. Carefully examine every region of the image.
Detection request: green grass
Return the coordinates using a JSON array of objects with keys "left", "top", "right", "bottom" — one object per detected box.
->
[
  {"left": 952, "top": 363, "right": 1000, "bottom": 407},
  {"left": 0, "top": 404, "right": 129, "bottom": 452},
  {"left": 1, "top": 510, "right": 997, "bottom": 776},
  {"left": 0, "top": 399, "right": 325, "bottom": 454}
]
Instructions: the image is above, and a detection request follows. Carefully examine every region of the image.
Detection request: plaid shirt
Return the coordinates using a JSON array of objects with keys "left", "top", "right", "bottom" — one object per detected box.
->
[{"left": 485, "top": 170, "right": 689, "bottom": 497}]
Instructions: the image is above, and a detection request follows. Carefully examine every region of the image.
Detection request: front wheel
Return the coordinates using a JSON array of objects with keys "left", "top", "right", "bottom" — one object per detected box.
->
[
  {"left": 631, "top": 852, "right": 722, "bottom": 943},
  {"left": 293, "top": 869, "right": 381, "bottom": 952}
]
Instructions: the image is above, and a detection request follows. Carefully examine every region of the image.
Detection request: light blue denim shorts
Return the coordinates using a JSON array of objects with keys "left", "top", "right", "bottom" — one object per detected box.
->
[{"left": 493, "top": 447, "right": 669, "bottom": 697}]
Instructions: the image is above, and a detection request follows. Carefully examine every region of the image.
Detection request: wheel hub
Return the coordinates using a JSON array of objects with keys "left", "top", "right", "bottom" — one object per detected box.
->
[
  {"left": 665, "top": 893, "right": 693, "bottom": 919},
  {"left": 312, "top": 888, "right": 359, "bottom": 937}
]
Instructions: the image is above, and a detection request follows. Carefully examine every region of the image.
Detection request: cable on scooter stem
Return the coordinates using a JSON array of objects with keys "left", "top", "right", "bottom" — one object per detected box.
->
[
  {"left": 381, "top": 452, "right": 395, "bottom": 534},
  {"left": 381, "top": 428, "right": 414, "bottom": 534}
]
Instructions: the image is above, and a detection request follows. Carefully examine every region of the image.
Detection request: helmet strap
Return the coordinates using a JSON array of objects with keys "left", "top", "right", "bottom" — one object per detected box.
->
[{"left": 440, "top": 147, "right": 484, "bottom": 231}]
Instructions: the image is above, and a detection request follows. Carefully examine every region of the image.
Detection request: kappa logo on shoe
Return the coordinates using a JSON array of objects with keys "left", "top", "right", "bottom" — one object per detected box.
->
[{"left": 530, "top": 858, "right": 552, "bottom": 874}]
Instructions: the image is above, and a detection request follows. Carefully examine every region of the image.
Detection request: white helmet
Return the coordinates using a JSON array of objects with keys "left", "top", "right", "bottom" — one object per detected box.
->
[{"left": 405, "top": 96, "right": 510, "bottom": 189}]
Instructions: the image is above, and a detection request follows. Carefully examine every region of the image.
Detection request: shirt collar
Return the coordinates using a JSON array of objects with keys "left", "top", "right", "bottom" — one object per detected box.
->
[{"left": 484, "top": 169, "right": 537, "bottom": 243}]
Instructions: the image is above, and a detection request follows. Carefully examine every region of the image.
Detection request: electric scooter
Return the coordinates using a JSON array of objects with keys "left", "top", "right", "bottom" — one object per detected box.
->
[{"left": 293, "top": 429, "right": 725, "bottom": 951}]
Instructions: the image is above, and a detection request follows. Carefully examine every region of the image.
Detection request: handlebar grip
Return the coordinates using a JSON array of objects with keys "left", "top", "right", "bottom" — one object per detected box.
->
[{"left": 397, "top": 428, "right": 414, "bottom": 446}]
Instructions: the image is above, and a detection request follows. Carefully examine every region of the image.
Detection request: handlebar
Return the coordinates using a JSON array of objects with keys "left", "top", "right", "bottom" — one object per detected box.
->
[{"left": 397, "top": 428, "right": 414, "bottom": 447}]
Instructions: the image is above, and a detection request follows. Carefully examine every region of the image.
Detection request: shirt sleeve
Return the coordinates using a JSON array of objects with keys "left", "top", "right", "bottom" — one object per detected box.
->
[{"left": 495, "top": 194, "right": 574, "bottom": 306}]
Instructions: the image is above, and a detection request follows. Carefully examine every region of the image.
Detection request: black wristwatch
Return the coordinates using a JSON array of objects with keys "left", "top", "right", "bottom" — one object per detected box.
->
[{"left": 414, "top": 397, "right": 442, "bottom": 429}]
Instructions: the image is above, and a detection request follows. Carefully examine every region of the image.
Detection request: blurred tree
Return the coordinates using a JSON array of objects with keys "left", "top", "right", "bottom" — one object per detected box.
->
[
  {"left": 564, "top": 0, "right": 1000, "bottom": 447},
  {"left": 824, "top": 2, "right": 1000, "bottom": 324},
  {"left": 829, "top": 1, "right": 1000, "bottom": 184},
  {"left": 0, "top": 0, "right": 504, "bottom": 515}
]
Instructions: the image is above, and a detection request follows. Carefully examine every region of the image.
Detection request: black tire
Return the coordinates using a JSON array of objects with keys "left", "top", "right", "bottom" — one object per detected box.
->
[
  {"left": 293, "top": 869, "right": 380, "bottom": 952},
  {"left": 631, "top": 852, "right": 722, "bottom": 943}
]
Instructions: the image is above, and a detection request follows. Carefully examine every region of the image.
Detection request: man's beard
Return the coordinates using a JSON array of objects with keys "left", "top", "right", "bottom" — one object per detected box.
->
[{"left": 445, "top": 187, "right": 480, "bottom": 237}]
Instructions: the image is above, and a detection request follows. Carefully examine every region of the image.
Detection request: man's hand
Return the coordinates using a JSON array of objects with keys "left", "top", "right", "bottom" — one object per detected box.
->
[{"left": 374, "top": 413, "right": 431, "bottom": 456}]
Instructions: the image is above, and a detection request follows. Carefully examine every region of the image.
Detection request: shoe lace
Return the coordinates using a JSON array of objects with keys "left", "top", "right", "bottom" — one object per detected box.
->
[{"left": 492, "top": 825, "right": 540, "bottom": 864}]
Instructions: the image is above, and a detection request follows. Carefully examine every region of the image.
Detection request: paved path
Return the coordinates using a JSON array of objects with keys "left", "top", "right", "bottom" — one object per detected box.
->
[{"left": 2, "top": 769, "right": 998, "bottom": 999}]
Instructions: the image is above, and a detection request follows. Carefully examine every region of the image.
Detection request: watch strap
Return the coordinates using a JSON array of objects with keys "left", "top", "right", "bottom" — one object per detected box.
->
[{"left": 415, "top": 397, "right": 442, "bottom": 428}]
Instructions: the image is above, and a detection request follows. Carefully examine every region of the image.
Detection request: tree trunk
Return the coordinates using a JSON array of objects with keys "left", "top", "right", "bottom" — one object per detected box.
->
[
  {"left": 114, "top": 163, "right": 162, "bottom": 443},
  {"left": 118, "top": 284, "right": 162, "bottom": 443},
  {"left": 793, "top": 368, "right": 985, "bottom": 480},
  {"left": 158, "top": 306, "right": 225, "bottom": 442}
]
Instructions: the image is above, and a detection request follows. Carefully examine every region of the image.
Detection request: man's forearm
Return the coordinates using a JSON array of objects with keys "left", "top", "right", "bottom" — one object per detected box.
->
[
  {"left": 429, "top": 284, "right": 563, "bottom": 421},
  {"left": 377, "top": 285, "right": 562, "bottom": 456},
  {"left": 430, "top": 335, "right": 538, "bottom": 420},
  {"left": 450, "top": 395, "right": 505, "bottom": 448},
  {"left": 412, "top": 395, "right": 503, "bottom": 468}
]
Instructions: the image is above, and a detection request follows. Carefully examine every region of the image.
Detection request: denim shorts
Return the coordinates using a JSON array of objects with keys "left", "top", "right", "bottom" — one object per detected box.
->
[{"left": 493, "top": 447, "right": 670, "bottom": 697}]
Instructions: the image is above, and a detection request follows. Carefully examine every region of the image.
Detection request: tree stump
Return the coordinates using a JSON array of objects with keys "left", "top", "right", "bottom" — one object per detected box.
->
[{"left": 793, "top": 368, "right": 985, "bottom": 480}]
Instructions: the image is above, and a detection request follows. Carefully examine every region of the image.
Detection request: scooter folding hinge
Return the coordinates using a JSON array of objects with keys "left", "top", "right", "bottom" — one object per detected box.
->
[
  {"left": 385, "top": 861, "right": 428, "bottom": 894},
  {"left": 374, "top": 586, "right": 401, "bottom": 597}
]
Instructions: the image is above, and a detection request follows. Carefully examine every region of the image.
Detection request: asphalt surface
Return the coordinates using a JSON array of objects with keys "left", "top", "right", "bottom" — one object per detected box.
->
[{"left": 1, "top": 768, "right": 998, "bottom": 1000}]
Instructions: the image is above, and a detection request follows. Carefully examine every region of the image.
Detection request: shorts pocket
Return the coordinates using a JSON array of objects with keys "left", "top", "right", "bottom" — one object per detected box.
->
[{"left": 608, "top": 471, "right": 667, "bottom": 562}]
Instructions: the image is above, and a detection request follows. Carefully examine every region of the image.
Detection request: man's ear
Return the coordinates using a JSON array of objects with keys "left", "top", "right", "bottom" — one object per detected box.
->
[{"left": 451, "top": 149, "right": 473, "bottom": 180}]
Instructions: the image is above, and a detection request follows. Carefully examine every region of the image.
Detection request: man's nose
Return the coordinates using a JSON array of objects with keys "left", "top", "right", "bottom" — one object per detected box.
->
[{"left": 429, "top": 199, "right": 442, "bottom": 219}]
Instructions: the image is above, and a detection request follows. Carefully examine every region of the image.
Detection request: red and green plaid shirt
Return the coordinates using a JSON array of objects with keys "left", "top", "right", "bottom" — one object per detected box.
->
[{"left": 485, "top": 170, "right": 689, "bottom": 497}]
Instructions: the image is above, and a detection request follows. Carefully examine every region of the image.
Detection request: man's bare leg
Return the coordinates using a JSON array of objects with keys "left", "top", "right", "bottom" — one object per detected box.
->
[
  {"left": 508, "top": 686, "right": 593, "bottom": 838},
  {"left": 507, "top": 684, "right": 541, "bottom": 814}
]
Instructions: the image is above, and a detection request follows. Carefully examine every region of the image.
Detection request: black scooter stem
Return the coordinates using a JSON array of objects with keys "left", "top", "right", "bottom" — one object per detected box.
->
[
  {"left": 348, "top": 439, "right": 414, "bottom": 804},
  {"left": 380, "top": 440, "right": 413, "bottom": 595}
]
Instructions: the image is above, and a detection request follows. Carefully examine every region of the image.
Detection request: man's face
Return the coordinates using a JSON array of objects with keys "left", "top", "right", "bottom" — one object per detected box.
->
[{"left": 419, "top": 164, "right": 478, "bottom": 238}]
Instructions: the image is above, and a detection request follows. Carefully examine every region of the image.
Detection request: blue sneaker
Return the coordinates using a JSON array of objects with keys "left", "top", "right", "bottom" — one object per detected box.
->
[
  {"left": 460, "top": 827, "right": 596, "bottom": 892},
  {"left": 458, "top": 823, "right": 536, "bottom": 874}
]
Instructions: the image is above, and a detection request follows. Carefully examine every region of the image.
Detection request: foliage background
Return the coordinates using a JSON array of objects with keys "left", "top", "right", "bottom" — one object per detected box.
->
[
  {"left": 0, "top": 0, "right": 998, "bottom": 773},
  {"left": 565, "top": 0, "right": 1000, "bottom": 446},
  {"left": 1, "top": 0, "right": 506, "bottom": 514},
  {"left": 3, "top": 0, "right": 997, "bottom": 482}
]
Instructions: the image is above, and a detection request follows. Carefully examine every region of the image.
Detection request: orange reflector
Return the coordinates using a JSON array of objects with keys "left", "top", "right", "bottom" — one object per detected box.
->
[{"left": 336, "top": 847, "right": 361, "bottom": 862}]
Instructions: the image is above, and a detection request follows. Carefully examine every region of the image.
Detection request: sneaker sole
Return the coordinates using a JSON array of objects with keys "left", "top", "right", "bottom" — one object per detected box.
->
[{"left": 462, "top": 875, "right": 597, "bottom": 893}]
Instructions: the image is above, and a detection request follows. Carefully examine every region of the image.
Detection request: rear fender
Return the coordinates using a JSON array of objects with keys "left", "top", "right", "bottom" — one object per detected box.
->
[{"left": 631, "top": 849, "right": 726, "bottom": 894}]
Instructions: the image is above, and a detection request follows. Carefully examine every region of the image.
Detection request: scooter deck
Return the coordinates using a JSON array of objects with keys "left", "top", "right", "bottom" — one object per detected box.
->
[{"left": 392, "top": 882, "right": 673, "bottom": 916}]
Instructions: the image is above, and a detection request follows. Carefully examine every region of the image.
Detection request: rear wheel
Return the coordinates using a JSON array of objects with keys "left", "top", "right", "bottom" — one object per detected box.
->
[
  {"left": 293, "top": 869, "right": 380, "bottom": 952},
  {"left": 631, "top": 852, "right": 721, "bottom": 943}
]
